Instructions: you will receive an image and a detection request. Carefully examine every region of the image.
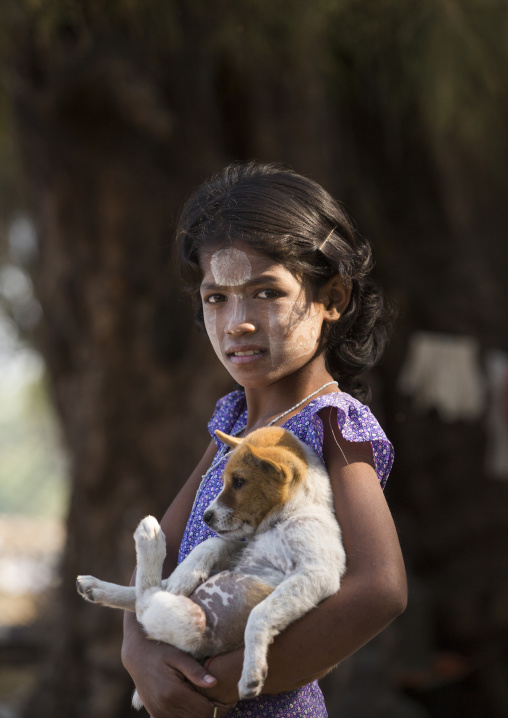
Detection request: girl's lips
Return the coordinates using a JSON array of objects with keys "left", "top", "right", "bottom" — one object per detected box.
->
[{"left": 226, "top": 348, "right": 267, "bottom": 365}]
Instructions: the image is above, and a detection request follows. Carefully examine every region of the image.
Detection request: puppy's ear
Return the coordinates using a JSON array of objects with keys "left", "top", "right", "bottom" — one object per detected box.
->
[
  {"left": 244, "top": 445, "right": 287, "bottom": 481},
  {"left": 215, "top": 430, "right": 243, "bottom": 448}
]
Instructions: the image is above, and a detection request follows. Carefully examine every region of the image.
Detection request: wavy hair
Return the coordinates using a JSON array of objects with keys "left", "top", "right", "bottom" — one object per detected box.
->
[{"left": 173, "top": 162, "right": 393, "bottom": 402}]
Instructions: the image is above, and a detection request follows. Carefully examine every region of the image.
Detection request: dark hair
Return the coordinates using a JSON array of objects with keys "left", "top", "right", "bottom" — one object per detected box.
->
[{"left": 174, "top": 162, "right": 392, "bottom": 402}]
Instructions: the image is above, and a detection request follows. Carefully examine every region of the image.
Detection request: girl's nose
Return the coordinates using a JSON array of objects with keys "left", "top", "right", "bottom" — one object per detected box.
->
[
  {"left": 226, "top": 321, "right": 256, "bottom": 336},
  {"left": 224, "top": 294, "right": 256, "bottom": 336}
]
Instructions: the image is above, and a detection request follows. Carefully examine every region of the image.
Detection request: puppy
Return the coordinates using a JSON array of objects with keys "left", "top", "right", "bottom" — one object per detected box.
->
[{"left": 77, "top": 426, "right": 346, "bottom": 704}]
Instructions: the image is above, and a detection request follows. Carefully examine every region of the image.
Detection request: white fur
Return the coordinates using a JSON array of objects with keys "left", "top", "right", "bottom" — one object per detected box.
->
[
  {"left": 77, "top": 433, "right": 346, "bottom": 704},
  {"left": 141, "top": 591, "right": 207, "bottom": 652}
]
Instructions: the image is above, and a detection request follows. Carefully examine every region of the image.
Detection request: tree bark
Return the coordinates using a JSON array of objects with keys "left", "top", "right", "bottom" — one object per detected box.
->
[{"left": 12, "top": 43, "right": 234, "bottom": 717}]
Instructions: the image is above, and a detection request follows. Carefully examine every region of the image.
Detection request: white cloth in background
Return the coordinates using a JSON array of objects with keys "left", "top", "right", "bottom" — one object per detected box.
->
[
  {"left": 485, "top": 350, "right": 508, "bottom": 479},
  {"left": 398, "top": 332, "right": 485, "bottom": 422}
]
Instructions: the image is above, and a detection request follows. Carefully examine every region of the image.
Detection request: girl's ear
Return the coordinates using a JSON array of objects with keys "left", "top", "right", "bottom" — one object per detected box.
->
[{"left": 319, "top": 275, "right": 351, "bottom": 323}]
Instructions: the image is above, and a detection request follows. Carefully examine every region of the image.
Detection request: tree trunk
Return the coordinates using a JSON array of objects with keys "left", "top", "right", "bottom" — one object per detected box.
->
[{"left": 12, "top": 44, "right": 234, "bottom": 717}]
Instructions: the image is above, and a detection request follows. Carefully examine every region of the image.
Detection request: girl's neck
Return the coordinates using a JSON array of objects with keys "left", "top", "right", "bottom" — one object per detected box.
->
[{"left": 242, "top": 361, "right": 338, "bottom": 432}]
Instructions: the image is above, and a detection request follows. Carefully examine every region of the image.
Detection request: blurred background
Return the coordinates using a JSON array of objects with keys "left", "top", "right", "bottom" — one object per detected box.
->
[{"left": 1, "top": 1, "right": 508, "bottom": 716}]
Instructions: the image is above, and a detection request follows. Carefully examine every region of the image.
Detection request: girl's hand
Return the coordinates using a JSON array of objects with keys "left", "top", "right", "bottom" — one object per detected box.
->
[{"left": 122, "top": 632, "right": 234, "bottom": 718}]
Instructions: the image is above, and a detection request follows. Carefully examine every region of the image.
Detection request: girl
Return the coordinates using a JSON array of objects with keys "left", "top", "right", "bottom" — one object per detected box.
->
[{"left": 121, "top": 162, "right": 407, "bottom": 718}]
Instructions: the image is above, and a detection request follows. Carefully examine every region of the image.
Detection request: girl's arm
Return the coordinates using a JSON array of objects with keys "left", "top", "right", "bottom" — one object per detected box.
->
[
  {"left": 204, "top": 407, "right": 407, "bottom": 704},
  {"left": 121, "top": 440, "right": 235, "bottom": 718}
]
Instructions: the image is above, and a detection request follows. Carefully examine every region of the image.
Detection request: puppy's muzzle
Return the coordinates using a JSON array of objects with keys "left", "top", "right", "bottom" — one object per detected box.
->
[{"left": 203, "top": 500, "right": 241, "bottom": 535}]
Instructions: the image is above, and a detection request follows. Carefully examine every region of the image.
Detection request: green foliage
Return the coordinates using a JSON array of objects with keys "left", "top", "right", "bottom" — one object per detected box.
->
[
  {"left": 328, "top": 0, "right": 508, "bottom": 152},
  {"left": 2, "top": 0, "right": 506, "bottom": 157},
  {"left": 0, "top": 0, "right": 339, "bottom": 74}
]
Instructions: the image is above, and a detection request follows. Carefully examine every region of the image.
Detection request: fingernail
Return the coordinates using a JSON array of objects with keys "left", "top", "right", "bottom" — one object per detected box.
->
[{"left": 204, "top": 674, "right": 216, "bottom": 684}]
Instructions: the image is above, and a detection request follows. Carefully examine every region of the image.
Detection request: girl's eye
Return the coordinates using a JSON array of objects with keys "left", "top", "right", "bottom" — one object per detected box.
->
[
  {"left": 232, "top": 475, "right": 246, "bottom": 490},
  {"left": 256, "top": 289, "right": 280, "bottom": 299},
  {"left": 204, "top": 294, "right": 226, "bottom": 304}
]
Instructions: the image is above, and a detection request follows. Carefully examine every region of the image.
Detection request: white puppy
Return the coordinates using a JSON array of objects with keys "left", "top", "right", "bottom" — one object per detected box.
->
[{"left": 77, "top": 426, "right": 346, "bottom": 704}]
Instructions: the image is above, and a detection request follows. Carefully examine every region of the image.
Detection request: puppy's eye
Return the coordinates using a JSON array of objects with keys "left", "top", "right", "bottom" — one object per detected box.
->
[{"left": 232, "top": 475, "right": 245, "bottom": 490}]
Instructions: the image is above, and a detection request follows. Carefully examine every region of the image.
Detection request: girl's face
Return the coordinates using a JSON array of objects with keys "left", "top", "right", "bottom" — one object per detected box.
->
[{"left": 199, "top": 244, "right": 327, "bottom": 388}]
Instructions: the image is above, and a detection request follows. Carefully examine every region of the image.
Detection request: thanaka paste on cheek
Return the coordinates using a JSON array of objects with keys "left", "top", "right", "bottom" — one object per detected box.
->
[
  {"left": 210, "top": 248, "right": 252, "bottom": 286},
  {"left": 268, "top": 299, "right": 321, "bottom": 371},
  {"left": 203, "top": 305, "right": 222, "bottom": 361}
]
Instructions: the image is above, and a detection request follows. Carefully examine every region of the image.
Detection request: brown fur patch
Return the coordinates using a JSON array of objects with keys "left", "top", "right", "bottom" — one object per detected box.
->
[
  {"left": 216, "top": 426, "right": 307, "bottom": 466},
  {"left": 216, "top": 427, "right": 309, "bottom": 529}
]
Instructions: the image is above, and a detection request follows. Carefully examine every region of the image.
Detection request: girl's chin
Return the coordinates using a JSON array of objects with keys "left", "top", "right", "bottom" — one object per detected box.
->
[{"left": 224, "top": 359, "right": 314, "bottom": 389}]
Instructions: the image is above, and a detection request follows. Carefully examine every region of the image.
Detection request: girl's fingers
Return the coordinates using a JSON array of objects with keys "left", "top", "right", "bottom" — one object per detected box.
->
[
  {"left": 125, "top": 641, "right": 217, "bottom": 718},
  {"left": 165, "top": 647, "right": 217, "bottom": 688},
  {"left": 136, "top": 670, "right": 214, "bottom": 718}
]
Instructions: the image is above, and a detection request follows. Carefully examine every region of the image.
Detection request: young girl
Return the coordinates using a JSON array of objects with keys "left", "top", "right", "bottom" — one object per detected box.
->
[{"left": 121, "top": 162, "right": 407, "bottom": 718}]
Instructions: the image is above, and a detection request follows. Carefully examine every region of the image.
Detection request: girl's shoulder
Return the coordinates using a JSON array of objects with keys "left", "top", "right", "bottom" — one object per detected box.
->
[
  {"left": 208, "top": 388, "right": 247, "bottom": 444},
  {"left": 284, "top": 392, "right": 394, "bottom": 489}
]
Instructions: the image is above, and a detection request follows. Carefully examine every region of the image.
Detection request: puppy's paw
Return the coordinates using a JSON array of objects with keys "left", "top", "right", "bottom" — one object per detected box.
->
[
  {"left": 134, "top": 516, "right": 166, "bottom": 561},
  {"left": 76, "top": 575, "right": 106, "bottom": 605},
  {"left": 238, "top": 660, "right": 268, "bottom": 700},
  {"left": 134, "top": 515, "right": 162, "bottom": 543}
]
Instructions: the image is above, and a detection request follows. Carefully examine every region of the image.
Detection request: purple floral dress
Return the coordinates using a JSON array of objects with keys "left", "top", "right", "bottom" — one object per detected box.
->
[{"left": 178, "top": 390, "right": 393, "bottom": 717}]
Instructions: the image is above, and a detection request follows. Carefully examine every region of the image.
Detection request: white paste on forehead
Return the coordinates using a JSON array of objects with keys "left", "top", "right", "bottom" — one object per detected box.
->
[{"left": 210, "top": 248, "right": 252, "bottom": 286}]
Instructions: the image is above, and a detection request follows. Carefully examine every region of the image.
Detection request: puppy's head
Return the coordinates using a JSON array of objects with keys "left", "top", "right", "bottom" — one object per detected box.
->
[{"left": 203, "top": 427, "right": 307, "bottom": 539}]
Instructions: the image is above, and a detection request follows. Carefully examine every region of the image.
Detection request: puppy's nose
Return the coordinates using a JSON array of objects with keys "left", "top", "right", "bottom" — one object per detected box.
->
[{"left": 203, "top": 509, "right": 214, "bottom": 526}]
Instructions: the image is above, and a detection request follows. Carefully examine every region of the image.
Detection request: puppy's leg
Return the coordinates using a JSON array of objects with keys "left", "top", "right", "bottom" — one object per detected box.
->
[
  {"left": 76, "top": 577, "right": 136, "bottom": 611},
  {"left": 134, "top": 516, "right": 167, "bottom": 610},
  {"left": 239, "top": 572, "right": 326, "bottom": 700},
  {"left": 76, "top": 515, "right": 171, "bottom": 612},
  {"left": 134, "top": 515, "right": 209, "bottom": 657},
  {"left": 133, "top": 517, "right": 208, "bottom": 654}
]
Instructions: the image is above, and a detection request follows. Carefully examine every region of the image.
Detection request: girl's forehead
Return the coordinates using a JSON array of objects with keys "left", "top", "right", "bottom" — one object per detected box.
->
[{"left": 199, "top": 243, "right": 296, "bottom": 285}]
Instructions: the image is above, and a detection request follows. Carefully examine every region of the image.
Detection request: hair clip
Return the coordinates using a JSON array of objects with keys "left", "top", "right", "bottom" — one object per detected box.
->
[{"left": 319, "top": 226, "right": 336, "bottom": 252}]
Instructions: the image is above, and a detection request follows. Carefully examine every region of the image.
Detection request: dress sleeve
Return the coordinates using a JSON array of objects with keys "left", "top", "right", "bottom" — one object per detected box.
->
[{"left": 300, "top": 394, "right": 394, "bottom": 489}]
